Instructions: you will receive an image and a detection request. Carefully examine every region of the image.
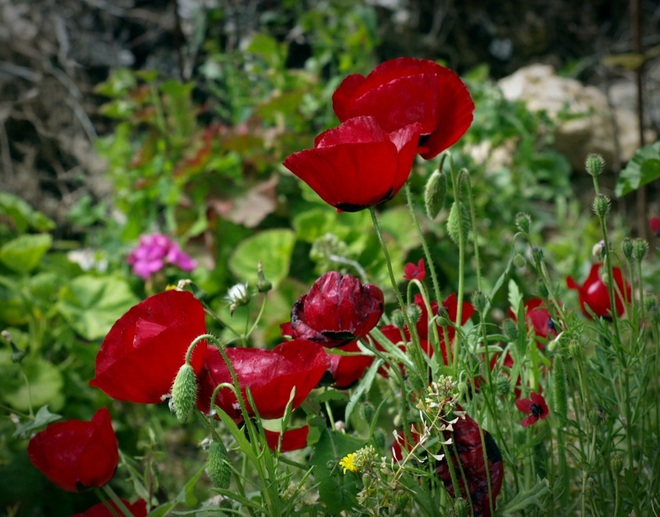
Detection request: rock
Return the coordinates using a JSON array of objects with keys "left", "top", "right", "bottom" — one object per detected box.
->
[{"left": 497, "top": 64, "right": 656, "bottom": 170}]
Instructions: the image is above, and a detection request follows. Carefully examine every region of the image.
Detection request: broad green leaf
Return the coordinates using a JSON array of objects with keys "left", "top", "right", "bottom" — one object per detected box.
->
[
  {"left": 0, "top": 282, "right": 28, "bottom": 325},
  {"left": 309, "top": 429, "right": 363, "bottom": 515},
  {"left": 0, "top": 234, "right": 52, "bottom": 274},
  {"left": 0, "top": 353, "right": 65, "bottom": 412},
  {"left": 0, "top": 191, "right": 55, "bottom": 234},
  {"left": 229, "top": 229, "right": 295, "bottom": 288},
  {"left": 615, "top": 141, "right": 660, "bottom": 197},
  {"left": 57, "top": 275, "right": 139, "bottom": 340}
]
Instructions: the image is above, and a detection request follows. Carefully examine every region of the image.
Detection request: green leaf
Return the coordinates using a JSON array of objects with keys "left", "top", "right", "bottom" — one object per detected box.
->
[
  {"left": 309, "top": 429, "right": 364, "bottom": 515},
  {"left": 615, "top": 141, "right": 660, "bottom": 197},
  {"left": 12, "top": 405, "right": 62, "bottom": 438},
  {"left": 499, "top": 477, "right": 550, "bottom": 515},
  {"left": 57, "top": 275, "right": 139, "bottom": 340},
  {"left": 0, "top": 353, "right": 65, "bottom": 412},
  {"left": 229, "top": 229, "right": 296, "bottom": 288},
  {"left": 0, "top": 192, "right": 55, "bottom": 234},
  {"left": 0, "top": 234, "right": 52, "bottom": 274}
]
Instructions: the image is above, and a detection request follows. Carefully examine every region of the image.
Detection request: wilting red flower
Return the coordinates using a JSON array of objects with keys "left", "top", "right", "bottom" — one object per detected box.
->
[
  {"left": 516, "top": 392, "right": 550, "bottom": 427},
  {"left": 288, "top": 271, "right": 384, "bottom": 348},
  {"left": 393, "top": 410, "right": 503, "bottom": 517},
  {"left": 332, "top": 57, "right": 474, "bottom": 159},
  {"left": 404, "top": 258, "right": 426, "bottom": 281},
  {"left": 650, "top": 217, "right": 660, "bottom": 237},
  {"left": 436, "top": 413, "right": 504, "bottom": 517},
  {"left": 196, "top": 339, "right": 329, "bottom": 419},
  {"left": 73, "top": 499, "right": 147, "bottom": 517},
  {"left": 283, "top": 116, "right": 421, "bottom": 212},
  {"left": 566, "top": 263, "right": 631, "bottom": 319},
  {"left": 264, "top": 426, "right": 310, "bottom": 452},
  {"left": 90, "top": 290, "right": 207, "bottom": 403},
  {"left": 327, "top": 340, "right": 376, "bottom": 388},
  {"left": 27, "top": 408, "right": 119, "bottom": 493}
]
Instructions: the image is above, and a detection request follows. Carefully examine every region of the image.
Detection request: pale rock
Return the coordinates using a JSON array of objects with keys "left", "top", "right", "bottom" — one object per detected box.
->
[{"left": 497, "top": 64, "right": 655, "bottom": 170}]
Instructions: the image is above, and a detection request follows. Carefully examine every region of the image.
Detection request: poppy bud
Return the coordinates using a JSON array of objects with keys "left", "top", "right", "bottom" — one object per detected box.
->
[
  {"left": 447, "top": 201, "right": 470, "bottom": 245},
  {"left": 424, "top": 169, "right": 447, "bottom": 220},
  {"left": 360, "top": 401, "right": 376, "bottom": 423},
  {"left": 567, "top": 339, "right": 582, "bottom": 359},
  {"left": 514, "top": 212, "right": 532, "bottom": 234},
  {"left": 471, "top": 291, "right": 488, "bottom": 314},
  {"left": 610, "top": 454, "right": 624, "bottom": 474},
  {"left": 170, "top": 363, "right": 197, "bottom": 423},
  {"left": 592, "top": 194, "right": 611, "bottom": 218},
  {"left": 585, "top": 153, "right": 605, "bottom": 177},
  {"left": 3, "top": 330, "right": 27, "bottom": 363},
  {"left": 453, "top": 497, "right": 469, "bottom": 517},
  {"left": 256, "top": 261, "right": 272, "bottom": 293},
  {"left": 391, "top": 309, "right": 405, "bottom": 330},
  {"left": 632, "top": 239, "right": 649, "bottom": 262},
  {"left": 207, "top": 442, "right": 231, "bottom": 489},
  {"left": 621, "top": 238, "right": 634, "bottom": 260},
  {"left": 496, "top": 374, "right": 511, "bottom": 396},
  {"left": 513, "top": 253, "right": 526, "bottom": 269},
  {"left": 531, "top": 247, "right": 544, "bottom": 266},
  {"left": 502, "top": 318, "right": 518, "bottom": 342},
  {"left": 592, "top": 240, "right": 606, "bottom": 259},
  {"left": 406, "top": 304, "right": 422, "bottom": 325}
]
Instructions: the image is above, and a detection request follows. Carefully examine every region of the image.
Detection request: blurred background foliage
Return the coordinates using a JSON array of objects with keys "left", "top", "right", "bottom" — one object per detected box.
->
[{"left": 0, "top": 0, "right": 659, "bottom": 515}]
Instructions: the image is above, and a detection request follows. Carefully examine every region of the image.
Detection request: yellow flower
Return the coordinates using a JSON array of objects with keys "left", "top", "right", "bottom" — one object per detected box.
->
[{"left": 339, "top": 453, "right": 358, "bottom": 474}]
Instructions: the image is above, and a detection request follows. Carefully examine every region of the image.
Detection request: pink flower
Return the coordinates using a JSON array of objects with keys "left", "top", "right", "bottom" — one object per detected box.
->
[
  {"left": 515, "top": 392, "right": 549, "bottom": 427},
  {"left": 404, "top": 258, "right": 426, "bottom": 281},
  {"left": 127, "top": 233, "right": 196, "bottom": 280}
]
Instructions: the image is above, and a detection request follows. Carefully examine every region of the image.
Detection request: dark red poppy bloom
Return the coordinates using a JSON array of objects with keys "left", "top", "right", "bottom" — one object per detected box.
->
[
  {"left": 283, "top": 116, "right": 421, "bottom": 212},
  {"left": 288, "top": 271, "right": 384, "bottom": 348},
  {"left": 327, "top": 340, "right": 376, "bottom": 388},
  {"left": 393, "top": 411, "right": 503, "bottom": 517},
  {"left": 516, "top": 392, "right": 550, "bottom": 427},
  {"left": 436, "top": 412, "right": 504, "bottom": 517},
  {"left": 566, "top": 263, "right": 631, "bottom": 319},
  {"left": 332, "top": 57, "right": 474, "bottom": 160},
  {"left": 650, "top": 217, "right": 660, "bottom": 237},
  {"left": 264, "top": 426, "right": 310, "bottom": 452},
  {"left": 73, "top": 499, "right": 147, "bottom": 517},
  {"left": 196, "top": 339, "right": 329, "bottom": 420},
  {"left": 404, "top": 258, "right": 426, "bottom": 281},
  {"left": 27, "top": 408, "right": 119, "bottom": 493},
  {"left": 90, "top": 290, "right": 207, "bottom": 404},
  {"left": 507, "top": 298, "right": 556, "bottom": 351}
]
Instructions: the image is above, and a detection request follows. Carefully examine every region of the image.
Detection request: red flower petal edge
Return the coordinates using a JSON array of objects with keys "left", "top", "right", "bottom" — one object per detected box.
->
[
  {"left": 264, "top": 426, "right": 310, "bottom": 452},
  {"left": 197, "top": 339, "right": 329, "bottom": 419},
  {"left": 73, "top": 499, "right": 147, "bottom": 517},
  {"left": 27, "top": 408, "right": 119, "bottom": 493},
  {"left": 332, "top": 57, "right": 474, "bottom": 159},
  {"left": 90, "top": 290, "right": 207, "bottom": 403}
]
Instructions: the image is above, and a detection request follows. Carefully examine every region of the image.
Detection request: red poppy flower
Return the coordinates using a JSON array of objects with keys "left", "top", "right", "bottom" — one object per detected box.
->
[
  {"left": 264, "top": 426, "right": 310, "bottom": 452},
  {"left": 196, "top": 339, "right": 329, "bottom": 420},
  {"left": 392, "top": 411, "right": 503, "bottom": 517},
  {"left": 73, "top": 499, "right": 147, "bottom": 517},
  {"left": 566, "top": 263, "right": 631, "bottom": 319},
  {"left": 332, "top": 57, "right": 474, "bottom": 159},
  {"left": 435, "top": 412, "right": 504, "bottom": 517},
  {"left": 515, "top": 392, "right": 550, "bottom": 427},
  {"left": 404, "top": 258, "right": 426, "bottom": 281},
  {"left": 507, "top": 298, "right": 556, "bottom": 351},
  {"left": 27, "top": 408, "right": 119, "bottom": 493},
  {"left": 283, "top": 116, "right": 421, "bottom": 212},
  {"left": 90, "top": 290, "right": 207, "bottom": 404},
  {"left": 288, "top": 271, "right": 384, "bottom": 348},
  {"left": 327, "top": 340, "right": 376, "bottom": 388},
  {"left": 650, "top": 217, "right": 660, "bottom": 237}
]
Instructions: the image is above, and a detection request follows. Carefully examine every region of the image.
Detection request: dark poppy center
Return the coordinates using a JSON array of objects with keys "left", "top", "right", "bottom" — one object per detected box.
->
[{"left": 530, "top": 403, "right": 543, "bottom": 417}]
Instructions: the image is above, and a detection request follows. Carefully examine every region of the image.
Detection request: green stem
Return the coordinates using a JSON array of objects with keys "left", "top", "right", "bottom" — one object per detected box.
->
[{"left": 99, "top": 485, "right": 134, "bottom": 517}]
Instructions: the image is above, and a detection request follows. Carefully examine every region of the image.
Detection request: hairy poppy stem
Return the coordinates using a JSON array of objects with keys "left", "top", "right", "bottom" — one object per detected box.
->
[{"left": 99, "top": 485, "right": 133, "bottom": 517}]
